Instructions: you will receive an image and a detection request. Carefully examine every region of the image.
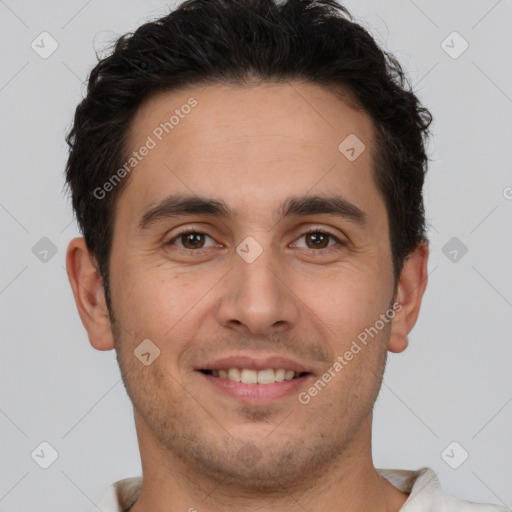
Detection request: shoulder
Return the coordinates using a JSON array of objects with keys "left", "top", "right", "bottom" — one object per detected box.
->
[
  {"left": 377, "top": 467, "right": 509, "bottom": 512},
  {"left": 92, "top": 476, "right": 143, "bottom": 512}
]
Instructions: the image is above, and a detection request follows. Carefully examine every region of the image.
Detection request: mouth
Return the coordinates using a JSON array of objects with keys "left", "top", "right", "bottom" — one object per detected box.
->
[
  {"left": 196, "top": 356, "right": 313, "bottom": 404},
  {"left": 199, "top": 368, "right": 309, "bottom": 385}
]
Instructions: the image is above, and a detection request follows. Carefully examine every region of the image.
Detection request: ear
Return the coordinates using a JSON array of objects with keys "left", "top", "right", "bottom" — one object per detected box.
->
[
  {"left": 65, "top": 237, "right": 115, "bottom": 351},
  {"left": 388, "top": 241, "right": 429, "bottom": 354}
]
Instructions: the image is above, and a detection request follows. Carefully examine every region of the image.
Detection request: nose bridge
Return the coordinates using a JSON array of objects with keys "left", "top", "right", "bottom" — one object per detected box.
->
[
  {"left": 238, "top": 238, "right": 280, "bottom": 298},
  {"left": 216, "top": 235, "right": 299, "bottom": 335},
  {"left": 236, "top": 235, "right": 283, "bottom": 309}
]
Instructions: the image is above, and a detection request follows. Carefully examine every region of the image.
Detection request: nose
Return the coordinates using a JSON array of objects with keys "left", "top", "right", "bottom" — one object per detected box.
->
[{"left": 215, "top": 243, "right": 301, "bottom": 337}]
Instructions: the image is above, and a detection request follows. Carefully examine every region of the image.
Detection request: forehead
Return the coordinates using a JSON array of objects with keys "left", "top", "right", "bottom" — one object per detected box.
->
[{"left": 120, "top": 81, "right": 383, "bottom": 225}]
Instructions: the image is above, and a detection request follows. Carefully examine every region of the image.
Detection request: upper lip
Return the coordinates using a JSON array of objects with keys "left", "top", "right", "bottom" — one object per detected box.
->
[{"left": 198, "top": 355, "right": 312, "bottom": 373}]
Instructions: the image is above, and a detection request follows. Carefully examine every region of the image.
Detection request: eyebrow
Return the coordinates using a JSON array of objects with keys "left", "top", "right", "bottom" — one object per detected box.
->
[{"left": 138, "top": 192, "right": 367, "bottom": 230}]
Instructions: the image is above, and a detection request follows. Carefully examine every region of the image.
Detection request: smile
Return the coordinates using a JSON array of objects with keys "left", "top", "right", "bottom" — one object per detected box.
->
[{"left": 200, "top": 368, "right": 308, "bottom": 385}]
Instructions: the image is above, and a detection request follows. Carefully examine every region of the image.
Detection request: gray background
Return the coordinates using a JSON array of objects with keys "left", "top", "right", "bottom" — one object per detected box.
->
[{"left": 1, "top": 0, "right": 511, "bottom": 510}]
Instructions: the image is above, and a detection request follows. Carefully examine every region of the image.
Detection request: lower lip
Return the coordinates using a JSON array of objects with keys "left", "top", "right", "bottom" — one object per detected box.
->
[{"left": 198, "top": 372, "right": 310, "bottom": 404}]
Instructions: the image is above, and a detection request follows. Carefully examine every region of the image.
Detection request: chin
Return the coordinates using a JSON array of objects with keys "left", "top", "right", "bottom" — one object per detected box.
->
[{"left": 177, "top": 430, "right": 342, "bottom": 493}]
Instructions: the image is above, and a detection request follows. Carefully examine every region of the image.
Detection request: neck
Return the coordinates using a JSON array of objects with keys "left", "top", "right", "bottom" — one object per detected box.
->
[{"left": 127, "top": 413, "right": 409, "bottom": 512}]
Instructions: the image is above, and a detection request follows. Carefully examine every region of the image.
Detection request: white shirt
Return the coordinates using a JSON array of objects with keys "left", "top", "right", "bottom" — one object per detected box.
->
[{"left": 94, "top": 467, "right": 508, "bottom": 512}]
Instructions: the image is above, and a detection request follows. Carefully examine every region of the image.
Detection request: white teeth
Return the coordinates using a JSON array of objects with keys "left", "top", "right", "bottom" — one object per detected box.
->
[
  {"left": 211, "top": 368, "right": 301, "bottom": 384},
  {"left": 227, "top": 368, "right": 241, "bottom": 382},
  {"left": 275, "top": 368, "right": 285, "bottom": 382},
  {"left": 257, "top": 369, "right": 275, "bottom": 384},
  {"left": 240, "top": 369, "right": 258, "bottom": 384},
  {"left": 284, "top": 370, "right": 295, "bottom": 380}
]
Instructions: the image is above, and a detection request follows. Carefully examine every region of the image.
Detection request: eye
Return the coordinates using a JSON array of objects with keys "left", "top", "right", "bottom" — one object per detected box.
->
[
  {"left": 165, "top": 228, "right": 344, "bottom": 254},
  {"left": 292, "top": 229, "right": 343, "bottom": 251},
  {"left": 167, "top": 230, "right": 218, "bottom": 251}
]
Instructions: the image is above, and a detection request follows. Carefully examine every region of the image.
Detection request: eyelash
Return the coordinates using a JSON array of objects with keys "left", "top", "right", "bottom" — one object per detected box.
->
[{"left": 166, "top": 228, "right": 345, "bottom": 255}]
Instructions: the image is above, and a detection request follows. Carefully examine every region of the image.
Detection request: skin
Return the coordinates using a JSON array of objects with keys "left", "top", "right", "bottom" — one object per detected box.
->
[{"left": 67, "top": 81, "right": 428, "bottom": 512}]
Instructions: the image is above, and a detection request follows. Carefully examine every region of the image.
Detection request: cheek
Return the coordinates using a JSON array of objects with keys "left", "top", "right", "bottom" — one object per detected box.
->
[
  {"left": 110, "top": 264, "right": 200, "bottom": 343},
  {"left": 112, "top": 259, "right": 236, "bottom": 361},
  {"left": 294, "top": 264, "right": 390, "bottom": 351}
]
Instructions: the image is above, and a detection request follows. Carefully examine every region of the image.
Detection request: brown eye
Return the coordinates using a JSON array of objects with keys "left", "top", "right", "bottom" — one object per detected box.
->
[
  {"left": 293, "top": 230, "right": 340, "bottom": 251},
  {"left": 304, "top": 231, "right": 331, "bottom": 249},
  {"left": 180, "top": 232, "right": 205, "bottom": 249},
  {"left": 167, "top": 231, "right": 216, "bottom": 251}
]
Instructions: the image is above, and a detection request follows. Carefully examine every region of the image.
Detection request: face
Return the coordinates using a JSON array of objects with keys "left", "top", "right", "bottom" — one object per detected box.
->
[{"left": 95, "top": 81, "right": 407, "bottom": 489}]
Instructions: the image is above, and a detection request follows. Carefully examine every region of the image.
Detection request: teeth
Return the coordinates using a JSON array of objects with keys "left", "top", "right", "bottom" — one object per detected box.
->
[
  {"left": 275, "top": 368, "right": 285, "bottom": 382},
  {"left": 240, "top": 369, "right": 258, "bottom": 384},
  {"left": 257, "top": 369, "right": 275, "bottom": 384},
  {"left": 211, "top": 368, "right": 302, "bottom": 384},
  {"left": 227, "top": 368, "right": 240, "bottom": 381}
]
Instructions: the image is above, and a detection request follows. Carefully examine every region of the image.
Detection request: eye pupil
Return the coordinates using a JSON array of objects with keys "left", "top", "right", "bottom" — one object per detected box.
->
[
  {"left": 183, "top": 233, "right": 204, "bottom": 249},
  {"left": 307, "top": 232, "right": 328, "bottom": 249}
]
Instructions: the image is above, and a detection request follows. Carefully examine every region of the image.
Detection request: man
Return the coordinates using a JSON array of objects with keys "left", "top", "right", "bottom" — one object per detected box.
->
[{"left": 64, "top": 0, "right": 506, "bottom": 511}]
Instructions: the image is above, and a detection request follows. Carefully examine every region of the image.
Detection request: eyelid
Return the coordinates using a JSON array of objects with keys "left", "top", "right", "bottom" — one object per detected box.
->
[
  {"left": 166, "top": 228, "right": 219, "bottom": 250},
  {"left": 166, "top": 225, "right": 346, "bottom": 253},
  {"left": 290, "top": 227, "right": 345, "bottom": 250}
]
